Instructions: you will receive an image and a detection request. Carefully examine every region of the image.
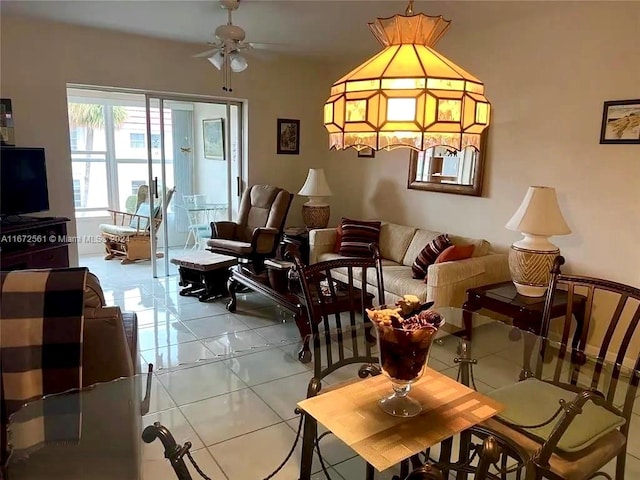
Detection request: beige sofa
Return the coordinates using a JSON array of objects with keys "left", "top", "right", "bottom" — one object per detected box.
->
[{"left": 309, "top": 221, "right": 510, "bottom": 309}]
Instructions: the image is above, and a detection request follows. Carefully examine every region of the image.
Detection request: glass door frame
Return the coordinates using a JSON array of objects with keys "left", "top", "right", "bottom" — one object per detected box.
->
[{"left": 144, "top": 93, "right": 245, "bottom": 278}]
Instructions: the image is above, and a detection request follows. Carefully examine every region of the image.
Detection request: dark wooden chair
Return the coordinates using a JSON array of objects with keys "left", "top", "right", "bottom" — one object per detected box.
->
[
  {"left": 480, "top": 256, "right": 640, "bottom": 480},
  {"left": 294, "top": 244, "right": 386, "bottom": 480}
]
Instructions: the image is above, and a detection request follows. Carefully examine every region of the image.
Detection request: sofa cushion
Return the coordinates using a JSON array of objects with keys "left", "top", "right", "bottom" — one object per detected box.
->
[
  {"left": 449, "top": 234, "right": 491, "bottom": 257},
  {"left": 435, "top": 244, "right": 475, "bottom": 264},
  {"left": 376, "top": 266, "right": 428, "bottom": 302},
  {"left": 338, "top": 218, "right": 381, "bottom": 257},
  {"left": 379, "top": 223, "right": 417, "bottom": 264},
  {"left": 411, "top": 234, "right": 452, "bottom": 279},
  {"left": 402, "top": 228, "right": 443, "bottom": 267}
]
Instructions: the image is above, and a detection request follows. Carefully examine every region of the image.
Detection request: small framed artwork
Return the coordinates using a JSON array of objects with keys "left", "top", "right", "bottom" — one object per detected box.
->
[
  {"left": 357, "top": 147, "right": 375, "bottom": 158},
  {"left": 277, "top": 118, "right": 300, "bottom": 154},
  {"left": 203, "top": 118, "right": 225, "bottom": 160},
  {"left": 599, "top": 99, "right": 640, "bottom": 144}
]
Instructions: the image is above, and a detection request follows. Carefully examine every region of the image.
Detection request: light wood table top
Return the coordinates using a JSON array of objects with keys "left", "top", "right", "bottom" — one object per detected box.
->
[{"left": 298, "top": 367, "right": 504, "bottom": 472}]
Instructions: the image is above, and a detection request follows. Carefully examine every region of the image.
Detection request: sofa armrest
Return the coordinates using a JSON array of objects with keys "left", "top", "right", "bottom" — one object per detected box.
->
[
  {"left": 212, "top": 221, "right": 237, "bottom": 239},
  {"left": 251, "top": 227, "right": 279, "bottom": 254},
  {"left": 82, "top": 306, "right": 135, "bottom": 387},
  {"left": 426, "top": 253, "right": 510, "bottom": 308},
  {"left": 309, "top": 228, "right": 337, "bottom": 264}
]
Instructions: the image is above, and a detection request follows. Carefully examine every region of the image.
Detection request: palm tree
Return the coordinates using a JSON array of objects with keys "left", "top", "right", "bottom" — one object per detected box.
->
[{"left": 68, "top": 104, "right": 127, "bottom": 207}]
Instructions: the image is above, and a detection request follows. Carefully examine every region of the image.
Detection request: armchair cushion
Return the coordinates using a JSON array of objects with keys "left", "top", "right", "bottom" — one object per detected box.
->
[
  {"left": 207, "top": 238, "right": 253, "bottom": 255},
  {"left": 128, "top": 203, "right": 153, "bottom": 230},
  {"left": 488, "top": 378, "right": 625, "bottom": 453},
  {"left": 99, "top": 224, "right": 142, "bottom": 237}
]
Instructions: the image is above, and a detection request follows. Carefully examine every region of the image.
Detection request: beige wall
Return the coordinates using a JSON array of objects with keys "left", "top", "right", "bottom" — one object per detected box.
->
[
  {"left": 322, "top": 2, "right": 640, "bottom": 351},
  {"left": 0, "top": 15, "right": 330, "bottom": 265},
  {"left": 326, "top": 2, "right": 639, "bottom": 287}
]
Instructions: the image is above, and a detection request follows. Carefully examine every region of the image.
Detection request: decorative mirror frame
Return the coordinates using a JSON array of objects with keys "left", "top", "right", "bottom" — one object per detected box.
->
[{"left": 407, "top": 129, "right": 488, "bottom": 196}]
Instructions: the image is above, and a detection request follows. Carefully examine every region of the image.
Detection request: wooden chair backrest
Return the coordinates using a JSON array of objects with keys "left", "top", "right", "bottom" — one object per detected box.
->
[
  {"left": 292, "top": 244, "right": 385, "bottom": 382},
  {"left": 538, "top": 256, "right": 640, "bottom": 423}
]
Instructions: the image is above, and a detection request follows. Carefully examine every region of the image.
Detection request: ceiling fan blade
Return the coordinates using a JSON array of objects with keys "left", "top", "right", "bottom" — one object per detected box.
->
[
  {"left": 192, "top": 47, "right": 221, "bottom": 58},
  {"left": 246, "top": 42, "right": 289, "bottom": 50}
]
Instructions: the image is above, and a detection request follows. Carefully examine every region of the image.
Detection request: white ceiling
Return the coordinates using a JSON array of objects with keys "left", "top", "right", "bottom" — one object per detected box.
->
[{"left": 1, "top": 1, "right": 542, "bottom": 57}]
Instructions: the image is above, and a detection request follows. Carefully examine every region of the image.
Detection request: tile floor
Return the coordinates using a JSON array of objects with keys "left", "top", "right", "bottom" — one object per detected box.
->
[{"left": 80, "top": 253, "right": 640, "bottom": 480}]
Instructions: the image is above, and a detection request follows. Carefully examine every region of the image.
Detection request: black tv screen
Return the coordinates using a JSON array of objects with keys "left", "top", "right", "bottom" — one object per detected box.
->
[{"left": 0, "top": 147, "right": 50, "bottom": 216}]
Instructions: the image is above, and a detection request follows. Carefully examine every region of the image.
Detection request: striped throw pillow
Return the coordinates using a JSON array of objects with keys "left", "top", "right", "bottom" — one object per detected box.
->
[
  {"left": 338, "top": 218, "right": 381, "bottom": 257},
  {"left": 411, "top": 233, "right": 452, "bottom": 279}
]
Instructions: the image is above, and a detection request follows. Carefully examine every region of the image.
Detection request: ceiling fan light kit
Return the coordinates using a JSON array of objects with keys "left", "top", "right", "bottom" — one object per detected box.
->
[
  {"left": 324, "top": 0, "right": 491, "bottom": 152},
  {"left": 194, "top": 0, "right": 253, "bottom": 91}
]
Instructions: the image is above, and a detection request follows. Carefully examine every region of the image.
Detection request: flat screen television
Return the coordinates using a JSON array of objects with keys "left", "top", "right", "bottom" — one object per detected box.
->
[{"left": 0, "top": 147, "right": 50, "bottom": 216}]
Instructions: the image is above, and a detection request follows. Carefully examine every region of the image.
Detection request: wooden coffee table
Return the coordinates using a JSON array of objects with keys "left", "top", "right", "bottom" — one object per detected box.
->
[
  {"left": 170, "top": 251, "right": 238, "bottom": 302},
  {"left": 226, "top": 263, "right": 374, "bottom": 362}
]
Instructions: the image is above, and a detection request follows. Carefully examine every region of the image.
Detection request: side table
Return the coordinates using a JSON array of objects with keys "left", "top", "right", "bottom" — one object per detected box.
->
[
  {"left": 462, "top": 281, "right": 587, "bottom": 378},
  {"left": 279, "top": 229, "right": 310, "bottom": 264}
]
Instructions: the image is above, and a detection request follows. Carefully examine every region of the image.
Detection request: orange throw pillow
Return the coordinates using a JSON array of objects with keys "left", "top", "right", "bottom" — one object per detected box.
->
[
  {"left": 434, "top": 244, "right": 475, "bottom": 264},
  {"left": 333, "top": 224, "right": 343, "bottom": 253}
]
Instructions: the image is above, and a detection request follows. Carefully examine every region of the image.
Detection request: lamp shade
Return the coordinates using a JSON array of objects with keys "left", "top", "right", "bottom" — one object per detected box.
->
[
  {"left": 229, "top": 53, "right": 248, "bottom": 73},
  {"left": 298, "top": 168, "right": 333, "bottom": 197},
  {"left": 208, "top": 51, "right": 224, "bottom": 70},
  {"left": 324, "top": 13, "right": 490, "bottom": 152},
  {"left": 506, "top": 186, "right": 571, "bottom": 236}
]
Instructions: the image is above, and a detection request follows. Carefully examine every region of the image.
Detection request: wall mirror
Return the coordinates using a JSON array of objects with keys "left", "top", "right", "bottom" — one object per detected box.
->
[{"left": 407, "top": 130, "right": 488, "bottom": 196}]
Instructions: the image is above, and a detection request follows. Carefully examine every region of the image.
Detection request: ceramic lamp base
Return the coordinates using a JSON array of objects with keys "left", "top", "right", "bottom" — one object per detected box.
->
[
  {"left": 302, "top": 204, "right": 330, "bottom": 229},
  {"left": 509, "top": 244, "right": 560, "bottom": 297}
]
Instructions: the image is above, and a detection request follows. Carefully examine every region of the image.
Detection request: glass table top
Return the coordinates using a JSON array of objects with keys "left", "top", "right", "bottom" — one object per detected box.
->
[{"left": 5, "top": 308, "right": 637, "bottom": 479}]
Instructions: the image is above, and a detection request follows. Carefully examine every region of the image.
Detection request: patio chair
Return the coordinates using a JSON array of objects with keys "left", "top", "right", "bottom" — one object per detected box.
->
[
  {"left": 206, "top": 184, "right": 293, "bottom": 269},
  {"left": 181, "top": 194, "right": 211, "bottom": 250},
  {"left": 99, "top": 185, "right": 176, "bottom": 264},
  {"left": 479, "top": 256, "right": 640, "bottom": 480}
]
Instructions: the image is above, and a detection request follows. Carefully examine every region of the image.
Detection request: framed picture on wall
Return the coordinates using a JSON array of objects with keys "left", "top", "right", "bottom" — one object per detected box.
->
[
  {"left": 203, "top": 118, "right": 225, "bottom": 160},
  {"left": 599, "top": 99, "right": 640, "bottom": 144},
  {"left": 277, "top": 118, "right": 300, "bottom": 154}
]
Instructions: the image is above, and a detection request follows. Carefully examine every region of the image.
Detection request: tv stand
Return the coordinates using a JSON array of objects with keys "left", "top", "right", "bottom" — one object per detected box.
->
[{"left": 0, "top": 217, "right": 70, "bottom": 270}]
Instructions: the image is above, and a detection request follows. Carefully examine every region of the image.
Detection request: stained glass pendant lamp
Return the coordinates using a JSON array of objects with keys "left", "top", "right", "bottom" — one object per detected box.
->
[{"left": 324, "top": 0, "right": 491, "bottom": 152}]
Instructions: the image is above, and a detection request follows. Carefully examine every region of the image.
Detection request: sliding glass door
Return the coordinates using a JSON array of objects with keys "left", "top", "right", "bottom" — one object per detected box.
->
[{"left": 145, "top": 94, "right": 243, "bottom": 277}]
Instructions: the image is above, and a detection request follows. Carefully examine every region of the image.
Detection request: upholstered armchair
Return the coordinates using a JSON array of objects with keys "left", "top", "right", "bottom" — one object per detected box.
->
[{"left": 206, "top": 184, "right": 293, "bottom": 267}]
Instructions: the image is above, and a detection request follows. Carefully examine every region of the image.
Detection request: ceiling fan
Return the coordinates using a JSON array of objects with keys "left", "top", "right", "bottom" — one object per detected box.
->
[{"left": 194, "top": 0, "right": 265, "bottom": 92}]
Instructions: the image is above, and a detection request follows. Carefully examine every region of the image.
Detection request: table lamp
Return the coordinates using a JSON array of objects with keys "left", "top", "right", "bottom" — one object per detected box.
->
[
  {"left": 298, "top": 168, "right": 333, "bottom": 229},
  {"left": 505, "top": 186, "right": 571, "bottom": 297}
]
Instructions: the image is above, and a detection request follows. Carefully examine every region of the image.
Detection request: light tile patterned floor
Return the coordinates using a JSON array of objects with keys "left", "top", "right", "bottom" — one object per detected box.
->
[{"left": 81, "top": 253, "right": 640, "bottom": 480}]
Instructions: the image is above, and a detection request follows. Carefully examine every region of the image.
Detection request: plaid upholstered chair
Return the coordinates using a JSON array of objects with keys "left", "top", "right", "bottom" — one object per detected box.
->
[
  {"left": 0, "top": 268, "right": 140, "bottom": 469},
  {"left": 206, "top": 184, "right": 293, "bottom": 268}
]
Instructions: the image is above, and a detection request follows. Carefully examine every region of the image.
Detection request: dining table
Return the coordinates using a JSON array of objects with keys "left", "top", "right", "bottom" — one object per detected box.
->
[{"left": 3, "top": 308, "right": 635, "bottom": 480}]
